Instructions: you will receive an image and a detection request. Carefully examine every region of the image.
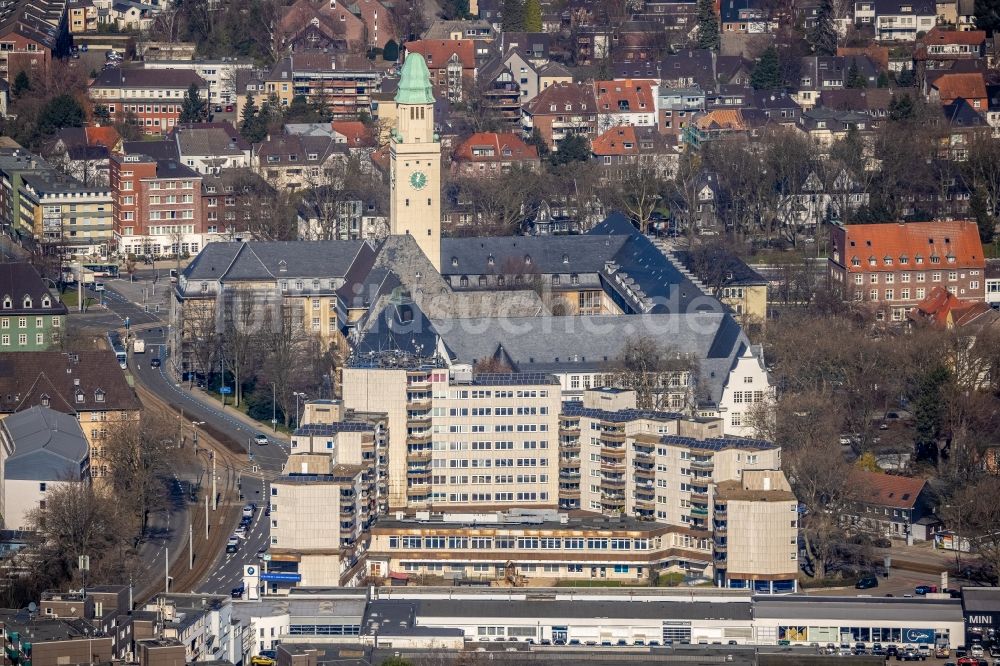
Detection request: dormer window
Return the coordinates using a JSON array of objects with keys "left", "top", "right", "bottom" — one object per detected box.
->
[
  {"left": 200, "top": 282, "right": 208, "bottom": 293},
  {"left": 562, "top": 254, "right": 569, "bottom": 264},
  {"left": 487, "top": 254, "right": 495, "bottom": 266},
  {"left": 22, "top": 296, "right": 31, "bottom": 309},
  {"left": 75, "top": 390, "right": 84, "bottom": 403},
  {"left": 899, "top": 255, "right": 908, "bottom": 264},
  {"left": 451, "top": 256, "right": 459, "bottom": 267},
  {"left": 524, "top": 254, "right": 532, "bottom": 265},
  {"left": 95, "top": 389, "right": 105, "bottom": 403},
  {"left": 946, "top": 254, "right": 956, "bottom": 263},
  {"left": 40, "top": 393, "right": 49, "bottom": 407},
  {"left": 868, "top": 257, "right": 876, "bottom": 266},
  {"left": 1, "top": 297, "right": 9, "bottom": 309},
  {"left": 295, "top": 280, "right": 303, "bottom": 290},
  {"left": 884, "top": 256, "right": 892, "bottom": 266},
  {"left": 41, "top": 296, "right": 50, "bottom": 308},
  {"left": 851, "top": 257, "right": 860, "bottom": 267}
]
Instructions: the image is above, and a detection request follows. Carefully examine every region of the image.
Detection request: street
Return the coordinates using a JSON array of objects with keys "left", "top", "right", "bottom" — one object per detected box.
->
[{"left": 98, "top": 277, "right": 289, "bottom": 596}]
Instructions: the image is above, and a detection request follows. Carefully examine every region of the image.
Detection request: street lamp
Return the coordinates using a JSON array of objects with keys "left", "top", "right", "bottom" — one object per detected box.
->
[
  {"left": 293, "top": 392, "right": 307, "bottom": 429},
  {"left": 191, "top": 420, "right": 205, "bottom": 446},
  {"left": 271, "top": 382, "right": 277, "bottom": 432}
]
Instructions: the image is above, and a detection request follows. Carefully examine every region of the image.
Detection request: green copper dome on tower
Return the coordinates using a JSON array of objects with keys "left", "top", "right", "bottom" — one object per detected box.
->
[{"left": 395, "top": 52, "right": 435, "bottom": 105}]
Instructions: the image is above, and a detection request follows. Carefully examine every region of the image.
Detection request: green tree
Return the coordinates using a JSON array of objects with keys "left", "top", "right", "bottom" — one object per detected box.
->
[
  {"left": 750, "top": 46, "right": 781, "bottom": 90},
  {"left": 975, "top": 0, "right": 1000, "bottom": 34},
  {"left": 971, "top": 187, "right": 995, "bottom": 244},
  {"left": 93, "top": 105, "right": 111, "bottom": 123},
  {"left": 808, "top": 0, "right": 838, "bottom": 55},
  {"left": 526, "top": 126, "right": 549, "bottom": 156},
  {"left": 501, "top": 0, "right": 525, "bottom": 31},
  {"left": 846, "top": 60, "right": 868, "bottom": 88},
  {"left": 911, "top": 365, "right": 951, "bottom": 462},
  {"left": 523, "top": 0, "right": 542, "bottom": 31},
  {"left": 696, "top": 0, "right": 720, "bottom": 50},
  {"left": 549, "top": 133, "right": 590, "bottom": 166},
  {"left": 877, "top": 71, "right": 889, "bottom": 88},
  {"left": 888, "top": 93, "right": 915, "bottom": 121},
  {"left": 240, "top": 93, "right": 267, "bottom": 143},
  {"left": 442, "top": 0, "right": 470, "bottom": 18},
  {"left": 896, "top": 68, "right": 915, "bottom": 87},
  {"left": 37, "top": 94, "right": 85, "bottom": 136},
  {"left": 383, "top": 39, "right": 399, "bottom": 62},
  {"left": 11, "top": 70, "right": 30, "bottom": 97},
  {"left": 179, "top": 83, "right": 207, "bottom": 123}
]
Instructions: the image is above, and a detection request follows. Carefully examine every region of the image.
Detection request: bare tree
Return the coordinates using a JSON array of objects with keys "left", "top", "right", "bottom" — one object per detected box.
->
[
  {"left": 602, "top": 161, "right": 665, "bottom": 233},
  {"left": 605, "top": 335, "right": 695, "bottom": 411},
  {"left": 220, "top": 286, "right": 266, "bottom": 407}
]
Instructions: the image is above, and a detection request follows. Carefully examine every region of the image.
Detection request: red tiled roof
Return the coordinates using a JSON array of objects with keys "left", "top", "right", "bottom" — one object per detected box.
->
[
  {"left": 921, "top": 27, "right": 986, "bottom": 46},
  {"left": 840, "top": 220, "right": 984, "bottom": 271},
  {"left": 331, "top": 121, "right": 370, "bottom": 146},
  {"left": 524, "top": 81, "right": 596, "bottom": 115},
  {"left": 453, "top": 132, "right": 538, "bottom": 162},
  {"left": 85, "top": 125, "right": 120, "bottom": 149},
  {"left": 593, "top": 79, "right": 656, "bottom": 115},
  {"left": 910, "top": 285, "right": 994, "bottom": 328},
  {"left": 591, "top": 125, "right": 641, "bottom": 156},
  {"left": 405, "top": 40, "right": 476, "bottom": 70},
  {"left": 851, "top": 469, "right": 926, "bottom": 510},
  {"left": 932, "top": 72, "right": 987, "bottom": 103},
  {"left": 695, "top": 109, "right": 745, "bottom": 131}
]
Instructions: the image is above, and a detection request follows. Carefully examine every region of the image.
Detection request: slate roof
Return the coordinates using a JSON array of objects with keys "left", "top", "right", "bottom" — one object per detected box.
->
[
  {"left": 0, "top": 263, "right": 67, "bottom": 316},
  {"left": 440, "top": 235, "right": 628, "bottom": 276},
  {"left": 183, "top": 240, "right": 374, "bottom": 281},
  {"left": 0, "top": 351, "right": 141, "bottom": 414},
  {"left": 672, "top": 249, "right": 768, "bottom": 287},
  {"left": 155, "top": 160, "right": 200, "bottom": 180},
  {"left": 2, "top": 406, "right": 88, "bottom": 481},
  {"left": 91, "top": 67, "right": 206, "bottom": 89},
  {"left": 173, "top": 125, "right": 249, "bottom": 156},
  {"left": 122, "top": 140, "right": 179, "bottom": 161},
  {"left": 524, "top": 81, "right": 596, "bottom": 116}
]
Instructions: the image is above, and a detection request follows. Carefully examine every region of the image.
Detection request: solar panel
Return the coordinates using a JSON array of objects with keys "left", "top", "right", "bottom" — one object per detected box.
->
[
  {"left": 293, "top": 422, "right": 373, "bottom": 436},
  {"left": 471, "top": 372, "right": 557, "bottom": 385}
]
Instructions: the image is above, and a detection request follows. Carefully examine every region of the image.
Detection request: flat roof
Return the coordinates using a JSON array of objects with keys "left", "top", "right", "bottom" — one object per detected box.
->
[
  {"left": 754, "top": 596, "right": 963, "bottom": 623},
  {"left": 414, "top": 598, "right": 752, "bottom": 622},
  {"left": 962, "top": 586, "right": 1000, "bottom": 613}
]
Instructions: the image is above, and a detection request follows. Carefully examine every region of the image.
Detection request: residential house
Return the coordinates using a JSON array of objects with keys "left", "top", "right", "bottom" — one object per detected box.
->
[
  {"left": 0, "top": 263, "right": 67, "bottom": 351},
  {"left": 200, "top": 169, "right": 273, "bottom": 240},
  {"left": 537, "top": 62, "right": 573, "bottom": 94},
  {"left": 490, "top": 48, "right": 540, "bottom": 104},
  {"left": 521, "top": 81, "right": 597, "bottom": 151},
  {"left": 689, "top": 108, "right": 747, "bottom": 144},
  {"left": 908, "top": 284, "right": 998, "bottom": 328},
  {"left": 18, "top": 171, "right": 114, "bottom": 258},
  {"left": 796, "top": 107, "right": 874, "bottom": 149},
  {"left": 352, "top": 0, "right": 396, "bottom": 49},
  {"left": 43, "top": 126, "right": 122, "bottom": 187},
  {"left": 256, "top": 53, "right": 382, "bottom": 118},
  {"left": 253, "top": 134, "right": 345, "bottom": 190},
  {"left": 171, "top": 124, "right": 252, "bottom": 174},
  {"left": 617, "top": 49, "right": 716, "bottom": 89},
  {"left": 929, "top": 71, "right": 988, "bottom": 110},
  {"left": 941, "top": 97, "right": 989, "bottom": 161},
  {"left": 475, "top": 59, "right": 522, "bottom": 127},
  {"left": 67, "top": 0, "right": 97, "bottom": 33},
  {"left": 590, "top": 125, "right": 675, "bottom": 180},
  {"left": 450, "top": 132, "right": 539, "bottom": 177},
  {"left": 101, "top": 0, "right": 157, "bottom": 32},
  {"left": 658, "top": 86, "right": 705, "bottom": 144},
  {"left": 870, "top": 0, "right": 937, "bottom": 42},
  {"left": 296, "top": 188, "right": 386, "bottom": 241},
  {"left": 275, "top": 0, "right": 366, "bottom": 53},
  {"left": 593, "top": 79, "right": 658, "bottom": 131},
  {"left": 423, "top": 18, "right": 494, "bottom": 41},
  {"left": 914, "top": 28, "right": 986, "bottom": 73},
  {"left": 144, "top": 58, "right": 255, "bottom": 106},
  {"left": 794, "top": 55, "right": 882, "bottom": 109},
  {"left": 496, "top": 32, "right": 549, "bottom": 62},
  {"left": 632, "top": 0, "right": 700, "bottom": 43},
  {"left": 0, "top": 351, "right": 142, "bottom": 479},
  {"left": 0, "top": 148, "right": 50, "bottom": 241},
  {"left": 404, "top": 40, "right": 477, "bottom": 102},
  {"left": 110, "top": 153, "right": 204, "bottom": 258},
  {"left": 0, "top": 406, "right": 89, "bottom": 530},
  {"left": 89, "top": 68, "right": 209, "bottom": 136},
  {"left": 828, "top": 220, "right": 986, "bottom": 321},
  {"left": 776, "top": 168, "right": 870, "bottom": 227},
  {"left": 848, "top": 469, "right": 936, "bottom": 541},
  {"left": 0, "top": 10, "right": 58, "bottom": 87}
]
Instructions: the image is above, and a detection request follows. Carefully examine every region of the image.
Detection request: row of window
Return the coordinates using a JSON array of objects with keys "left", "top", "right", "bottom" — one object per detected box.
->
[
  {"left": 1, "top": 333, "right": 46, "bottom": 346},
  {"left": 1, "top": 296, "right": 53, "bottom": 310},
  {"left": 853, "top": 271, "right": 977, "bottom": 284},
  {"left": 387, "top": 536, "right": 651, "bottom": 550},
  {"left": 0, "top": 316, "right": 58, "bottom": 328}
]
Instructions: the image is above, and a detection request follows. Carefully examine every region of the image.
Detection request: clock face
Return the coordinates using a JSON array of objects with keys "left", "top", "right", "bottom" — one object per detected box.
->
[{"left": 409, "top": 171, "right": 428, "bottom": 190}]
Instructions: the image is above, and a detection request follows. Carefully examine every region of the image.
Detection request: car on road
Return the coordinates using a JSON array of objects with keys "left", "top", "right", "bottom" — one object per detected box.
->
[
  {"left": 256, "top": 547, "right": 267, "bottom": 560},
  {"left": 150, "top": 358, "right": 161, "bottom": 368},
  {"left": 234, "top": 526, "right": 247, "bottom": 539},
  {"left": 231, "top": 583, "right": 244, "bottom": 598},
  {"left": 914, "top": 584, "right": 936, "bottom": 595},
  {"left": 93, "top": 282, "right": 105, "bottom": 292},
  {"left": 225, "top": 104, "right": 234, "bottom": 112},
  {"left": 242, "top": 504, "right": 255, "bottom": 518},
  {"left": 226, "top": 536, "right": 239, "bottom": 553},
  {"left": 240, "top": 515, "right": 252, "bottom": 528},
  {"left": 255, "top": 434, "right": 269, "bottom": 445}
]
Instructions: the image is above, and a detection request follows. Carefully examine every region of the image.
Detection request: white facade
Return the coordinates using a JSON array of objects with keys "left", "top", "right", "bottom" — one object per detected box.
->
[
  {"left": 716, "top": 347, "right": 773, "bottom": 437},
  {"left": 145, "top": 59, "right": 254, "bottom": 104},
  {"left": 4, "top": 479, "right": 76, "bottom": 531}
]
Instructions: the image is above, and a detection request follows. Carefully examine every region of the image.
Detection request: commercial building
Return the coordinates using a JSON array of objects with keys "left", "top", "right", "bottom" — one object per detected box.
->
[
  {"left": 0, "top": 405, "right": 90, "bottom": 530},
  {"left": 109, "top": 153, "right": 204, "bottom": 258},
  {"left": 89, "top": 68, "right": 209, "bottom": 136},
  {"left": 829, "top": 220, "right": 986, "bottom": 322},
  {"left": 0, "top": 263, "right": 67, "bottom": 350}
]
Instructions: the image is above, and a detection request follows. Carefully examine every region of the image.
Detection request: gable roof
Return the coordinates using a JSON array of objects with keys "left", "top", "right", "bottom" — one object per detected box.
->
[
  {"left": 84, "top": 126, "right": 120, "bottom": 149},
  {"left": 0, "top": 263, "right": 67, "bottom": 315},
  {"left": 931, "top": 72, "right": 987, "bottom": 103},
  {"left": 525, "top": 81, "right": 596, "bottom": 115},
  {"left": 696, "top": 109, "right": 746, "bottom": 131},
  {"left": 909, "top": 285, "right": 997, "bottom": 328},
  {"left": 452, "top": 132, "right": 538, "bottom": 162},
  {"left": 851, "top": 469, "right": 927, "bottom": 509},
  {"left": 2, "top": 405, "right": 89, "bottom": 481},
  {"left": 0, "top": 351, "right": 140, "bottom": 415},
  {"left": 404, "top": 39, "right": 476, "bottom": 70},
  {"left": 838, "top": 220, "right": 984, "bottom": 269}
]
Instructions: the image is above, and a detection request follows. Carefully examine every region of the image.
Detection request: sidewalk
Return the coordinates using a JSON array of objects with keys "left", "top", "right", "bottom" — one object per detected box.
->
[
  {"left": 167, "top": 366, "right": 293, "bottom": 444},
  {"left": 877, "top": 540, "right": 959, "bottom": 575}
]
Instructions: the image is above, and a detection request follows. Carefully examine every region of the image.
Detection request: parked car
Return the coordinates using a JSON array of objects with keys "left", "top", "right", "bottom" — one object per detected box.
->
[
  {"left": 914, "top": 584, "right": 936, "bottom": 595},
  {"left": 225, "top": 104, "right": 234, "bottom": 112},
  {"left": 242, "top": 503, "right": 255, "bottom": 518},
  {"left": 231, "top": 583, "right": 244, "bottom": 598},
  {"left": 855, "top": 574, "right": 879, "bottom": 589},
  {"left": 225, "top": 536, "right": 239, "bottom": 553},
  {"left": 256, "top": 547, "right": 267, "bottom": 560},
  {"left": 971, "top": 644, "right": 985, "bottom": 658}
]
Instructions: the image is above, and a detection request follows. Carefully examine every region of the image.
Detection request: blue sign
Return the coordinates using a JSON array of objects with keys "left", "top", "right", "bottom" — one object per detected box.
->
[
  {"left": 260, "top": 572, "right": 301, "bottom": 583},
  {"left": 903, "top": 629, "right": 934, "bottom": 644},
  {"left": 219, "top": 386, "right": 232, "bottom": 395}
]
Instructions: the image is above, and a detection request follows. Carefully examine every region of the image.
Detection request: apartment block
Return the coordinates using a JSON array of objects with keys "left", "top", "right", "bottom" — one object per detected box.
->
[
  {"left": 342, "top": 356, "right": 562, "bottom": 511},
  {"left": 110, "top": 153, "right": 204, "bottom": 258},
  {"left": 18, "top": 170, "right": 113, "bottom": 257},
  {"left": 144, "top": 58, "right": 254, "bottom": 105},
  {"left": 256, "top": 53, "right": 381, "bottom": 118}
]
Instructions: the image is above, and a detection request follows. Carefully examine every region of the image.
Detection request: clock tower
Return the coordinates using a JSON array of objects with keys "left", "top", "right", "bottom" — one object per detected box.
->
[{"left": 390, "top": 52, "right": 441, "bottom": 271}]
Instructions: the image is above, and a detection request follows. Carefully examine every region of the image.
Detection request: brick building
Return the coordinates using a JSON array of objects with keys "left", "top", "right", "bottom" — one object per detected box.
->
[
  {"left": 110, "top": 153, "right": 204, "bottom": 258},
  {"left": 521, "top": 81, "right": 597, "bottom": 151},
  {"left": 450, "top": 132, "right": 539, "bottom": 177},
  {"left": 89, "top": 68, "right": 209, "bottom": 136},
  {"left": 829, "top": 220, "right": 986, "bottom": 322},
  {"left": 403, "top": 40, "right": 476, "bottom": 102}
]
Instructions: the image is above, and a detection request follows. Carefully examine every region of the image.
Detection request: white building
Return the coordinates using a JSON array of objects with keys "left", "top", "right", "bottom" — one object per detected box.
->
[{"left": 144, "top": 58, "right": 255, "bottom": 105}]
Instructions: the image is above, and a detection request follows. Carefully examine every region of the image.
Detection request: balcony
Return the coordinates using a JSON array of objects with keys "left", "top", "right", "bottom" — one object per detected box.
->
[
  {"left": 601, "top": 496, "right": 626, "bottom": 509},
  {"left": 601, "top": 477, "right": 626, "bottom": 489},
  {"left": 407, "top": 467, "right": 431, "bottom": 479},
  {"left": 602, "top": 447, "right": 625, "bottom": 460},
  {"left": 408, "top": 399, "right": 431, "bottom": 410},
  {"left": 600, "top": 431, "right": 626, "bottom": 443},
  {"left": 560, "top": 457, "right": 581, "bottom": 468},
  {"left": 406, "top": 432, "right": 431, "bottom": 445},
  {"left": 634, "top": 496, "right": 654, "bottom": 509},
  {"left": 690, "top": 457, "right": 714, "bottom": 470},
  {"left": 559, "top": 487, "right": 581, "bottom": 498},
  {"left": 407, "top": 485, "right": 430, "bottom": 498},
  {"left": 406, "top": 379, "right": 430, "bottom": 391},
  {"left": 600, "top": 460, "right": 625, "bottom": 472},
  {"left": 634, "top": 466, "right": 654, "bottom": 480},
  {"left": 407, "top": 449, "right": 432, "bottom": 463},
  {"left": 634, "top": 449, "right": 653, "bottom": 462},
  {"left": 559, "top": 426, "right": 581, "bottom": 436},
  {"left": 561, "top": 439, "right": 581, "bottom": 451},
  {"left": 691, "top": 491, "right": 709, "bottom": 503},
  {"left": 713, "top": 521, "right": 727, "bottom": 533},
  {"left": 559, "top": 470, "right": 581, "bottom": 480},
  {"left": 689, "top": 506, "right": 709, "bottom": 517}
]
